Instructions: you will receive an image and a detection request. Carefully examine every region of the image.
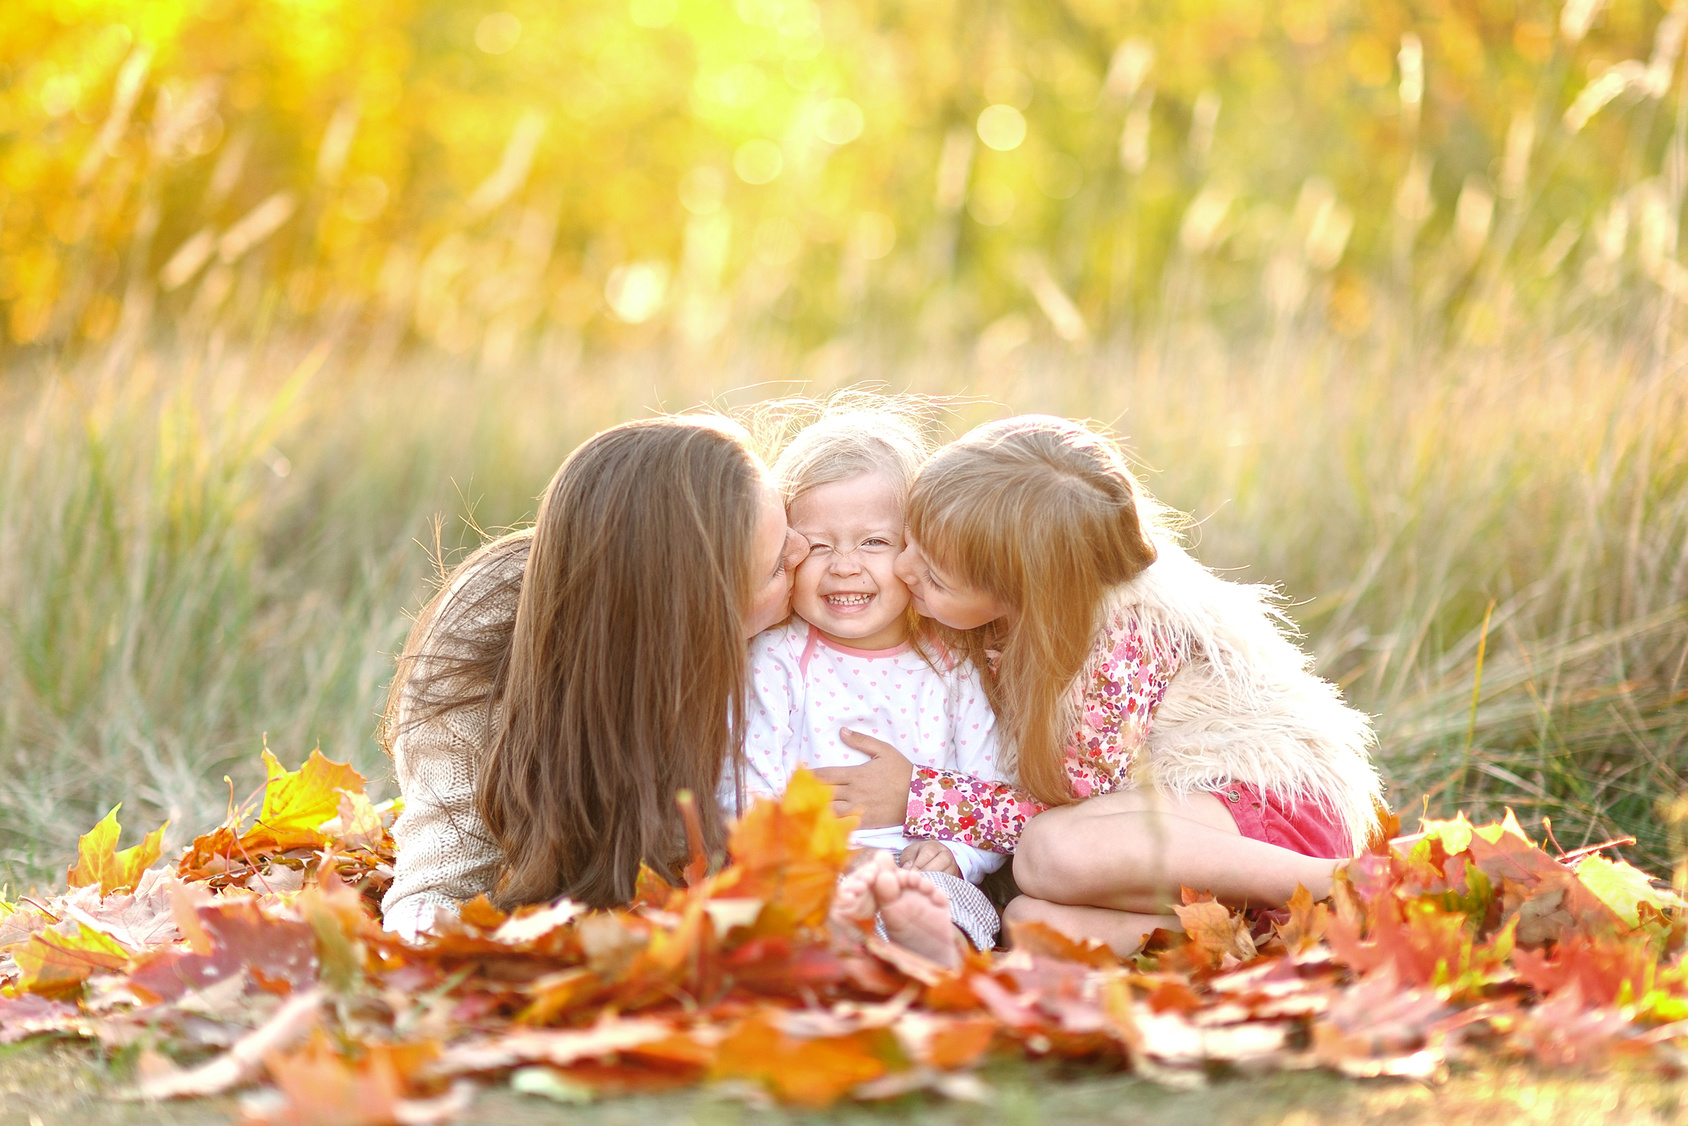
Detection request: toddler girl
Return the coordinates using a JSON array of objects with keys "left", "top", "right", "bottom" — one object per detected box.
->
[{"left": 730, "top": 409, "right": 1006, "bottom": 964}]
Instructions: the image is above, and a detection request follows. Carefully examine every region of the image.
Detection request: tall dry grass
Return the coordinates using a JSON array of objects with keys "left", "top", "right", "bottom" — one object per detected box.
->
[{"left": 2, "top": 303, "right": 1683, "bottom": 887}]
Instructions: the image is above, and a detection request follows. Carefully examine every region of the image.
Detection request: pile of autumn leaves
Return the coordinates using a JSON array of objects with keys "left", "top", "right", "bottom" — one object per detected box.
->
[{"left": 2, "top": 751, "right": 1687, "bottom": 1121}]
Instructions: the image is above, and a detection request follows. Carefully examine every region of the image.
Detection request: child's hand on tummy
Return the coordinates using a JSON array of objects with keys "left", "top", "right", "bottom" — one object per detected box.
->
[{"left": 898, "top": 840, "right": 961, "bottom": 876}]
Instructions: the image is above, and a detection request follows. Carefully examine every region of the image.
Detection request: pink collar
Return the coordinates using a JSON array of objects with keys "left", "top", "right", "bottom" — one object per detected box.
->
[{"left": 798, "top": 623, "right": 910, "bottom": 674}]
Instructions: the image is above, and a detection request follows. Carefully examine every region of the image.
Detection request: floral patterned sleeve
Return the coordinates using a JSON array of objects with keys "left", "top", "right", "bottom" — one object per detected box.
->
[
  {"left": 905, "top": 767, "right": 1045, "bottom": 854},
  {"left": 903, "top": 616, "right": 1183, "bottom": 854}
]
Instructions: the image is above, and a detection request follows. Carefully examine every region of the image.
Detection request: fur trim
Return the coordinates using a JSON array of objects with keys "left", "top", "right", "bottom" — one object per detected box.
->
[{"left": 1102, "top": 531, "right": 1383, "bottom": 855}]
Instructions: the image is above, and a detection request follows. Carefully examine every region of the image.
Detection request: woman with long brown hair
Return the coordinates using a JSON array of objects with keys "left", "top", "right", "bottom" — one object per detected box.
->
[{"left": 380, "top": 415, "right": 805, "bottom": 936}]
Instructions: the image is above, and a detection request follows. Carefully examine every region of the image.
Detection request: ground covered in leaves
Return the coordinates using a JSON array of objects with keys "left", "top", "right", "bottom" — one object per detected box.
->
[{"left": 2, "top": 751, "right": 1686, "bottom": 1124}]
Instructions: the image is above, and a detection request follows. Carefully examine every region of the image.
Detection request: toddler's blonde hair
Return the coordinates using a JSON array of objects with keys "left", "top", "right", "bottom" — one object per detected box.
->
[
  {"left": 771, "top": 401, "right": 931, "bottom": 504},
  {"left": 907, "top": 415, "right": 1160, "bottom": 806}
]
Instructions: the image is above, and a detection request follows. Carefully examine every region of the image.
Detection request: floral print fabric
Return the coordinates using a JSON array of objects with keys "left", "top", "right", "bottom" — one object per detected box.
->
[{"left": 904, "top": 615, "right": 1182, "bottom": 854}]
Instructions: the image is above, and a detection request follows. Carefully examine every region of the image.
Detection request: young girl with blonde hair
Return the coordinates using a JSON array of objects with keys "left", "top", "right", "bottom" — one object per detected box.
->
[
  {"left": 733, "top": 406, "right": 1006, "bottom": 964},
  {"left": 819, "top": 415, "right": 1382, "bottom": 954}
]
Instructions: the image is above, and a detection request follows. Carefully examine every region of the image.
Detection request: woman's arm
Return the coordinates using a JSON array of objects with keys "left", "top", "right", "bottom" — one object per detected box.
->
[
  {"left": 380, "top": 548, "right": 522, "bottom": 937},
  {"left": 383, "top": 703, "right": 504, "bottom": 937}
]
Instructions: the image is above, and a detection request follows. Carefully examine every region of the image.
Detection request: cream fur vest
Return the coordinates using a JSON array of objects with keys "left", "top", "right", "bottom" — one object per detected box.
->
[{"left": 1109, "top": 532, "right": 1383, "bottom": 855}]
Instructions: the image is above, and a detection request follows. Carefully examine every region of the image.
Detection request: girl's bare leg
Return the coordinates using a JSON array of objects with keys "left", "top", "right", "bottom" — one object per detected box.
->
[
  {"left": 1003, "top": 895, "right": 1178, "bottom": 957},
  {"left": 1013, "top": 789, "right": 1340, "bottom": 913}
]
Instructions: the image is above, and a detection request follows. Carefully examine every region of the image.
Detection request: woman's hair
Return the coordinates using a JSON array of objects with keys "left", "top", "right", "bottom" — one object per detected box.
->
[
  {"left": 906, "top": 416, "right": 1159, "bottom": 807},
  {"left": 771, "top": 407, "right": 930, "bottom": 505},
  {"left": 384, "top": 415, "right": 764, "bottom": 909}
]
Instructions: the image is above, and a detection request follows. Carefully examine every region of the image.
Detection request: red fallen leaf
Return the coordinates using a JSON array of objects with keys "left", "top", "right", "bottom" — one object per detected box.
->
[
  {"left": 67, "top": 804, "right": 168, "bottom": 896},
  {"left": 128, "top": 899, "right": 317, "bottom": 1003},
  {"left": 432, "top": 1017, "right": 684, "bottom": 1075},
  {"left": 1274, "top": 885, "right": 1330, "bottom": 955},
  {"left": 1512, "top": 931, "right": 1688, "bottom": 1015},
  {"left": 720, "top": 935, "right": 849, "bottom": 992},
  {"left": 0, "top": 993, "right": 83, "bottom": 1042},
  {"left": 12, "top": 922, "right": 130, "bottom": 997},
  {"left": 1139, "top": 975, "right": 1203, "bottom": 1015},
  {"left": 712, "top": 1011, "right": 896, "bottom": 1107},
  {"left": 132, "top": 988, "right": 324, "bottom": 1100},
  {"left": 1315, "top": 965, "right": 1454, "bottom": 1060},
  {"left": 1327, "top": 896, "right": 1515, "bottom": 996},
  {"left": 1509, "top": 983, "right": 1642, "bottom": 1068}
]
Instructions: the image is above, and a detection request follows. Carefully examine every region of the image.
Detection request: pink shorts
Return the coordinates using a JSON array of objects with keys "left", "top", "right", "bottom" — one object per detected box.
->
[{"left": 1210, "top": 782, "right": 1353, "bottom": 860}]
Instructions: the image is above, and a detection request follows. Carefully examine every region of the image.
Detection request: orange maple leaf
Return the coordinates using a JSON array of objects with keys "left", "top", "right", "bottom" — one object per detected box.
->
[
  {"left": 713, "top": 770, "right": 854, "bottom": 929},
  {"left": 256, "top": 1032, "right": 411, "bottom": 1125},
  {"left": 13, "top": 922, "right": 131, "bottom": 997},
  {"left": 712, "top": 1011, "right": 894, "bottom": 1106},
  {"left": 66, "top": 804, "right": 168, "bottom": 896}
]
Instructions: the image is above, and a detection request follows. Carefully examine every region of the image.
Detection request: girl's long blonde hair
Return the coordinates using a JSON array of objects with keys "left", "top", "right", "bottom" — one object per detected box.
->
[
  {"left": 906, "top": 416, "right": 1159, "bottom": 806},
  {"left": 385, "top": 415, "right": 762, "bottom": 909}
]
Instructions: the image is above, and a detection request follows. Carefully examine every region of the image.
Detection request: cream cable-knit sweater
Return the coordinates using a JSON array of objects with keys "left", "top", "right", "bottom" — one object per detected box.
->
[{"left": 381, "top": 546, "right": 524, "bottom": 938}]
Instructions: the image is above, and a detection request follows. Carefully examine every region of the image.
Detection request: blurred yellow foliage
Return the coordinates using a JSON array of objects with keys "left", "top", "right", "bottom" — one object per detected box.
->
[{"left": 0, "top": 0, "right": 1681, "bottom": 353}]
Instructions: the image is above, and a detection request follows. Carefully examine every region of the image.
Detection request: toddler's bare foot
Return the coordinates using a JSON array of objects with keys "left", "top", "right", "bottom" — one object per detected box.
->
[{"left": 831, "top": 851, "right": 961, "bottom": 968}]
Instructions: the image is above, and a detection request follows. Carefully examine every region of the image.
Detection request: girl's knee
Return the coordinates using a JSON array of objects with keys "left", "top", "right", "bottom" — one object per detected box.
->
[
  {"left": 1001, "top": 894, "right": 1052, "bottom": 928},
  {"left": 1013, "top": 815, "right": 1082, "bottom": 899}
]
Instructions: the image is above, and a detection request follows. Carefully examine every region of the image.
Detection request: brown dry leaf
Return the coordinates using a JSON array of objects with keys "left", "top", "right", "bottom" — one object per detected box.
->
[
  {"left": 1173, "top": 899, "right": 1257, "bottom": 968},
  {"left": 67, "top": 804, "right": 168, "bottom": 896}
]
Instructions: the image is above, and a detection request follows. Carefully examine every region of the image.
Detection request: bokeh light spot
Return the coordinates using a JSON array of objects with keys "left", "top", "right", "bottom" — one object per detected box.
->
[
  {"left": 342, "top": 174, "right": 390, "bottom": 222},
  {"left": 815, "top": 98, "right": 864, "bottom": 145},
  {"left": 976, "top": 104, "right": 1027, "bottom": 151},
  {"left": 475, "top": 12, "right": 522, "bottom": 54},
  {"left": 605, "top": 260, "right": 670, "bottom": 323},
  {"left": 679, "top": 167, "right": 727, "bottom": 215},
  {"left": 734, "top": 139, "right": 784, "bottom": 184},
  {"left": 39, "top": 73, "right": 81, "bottom": 118}
]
